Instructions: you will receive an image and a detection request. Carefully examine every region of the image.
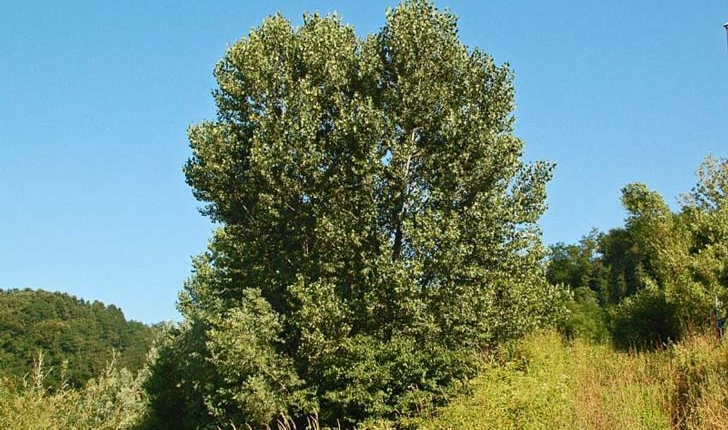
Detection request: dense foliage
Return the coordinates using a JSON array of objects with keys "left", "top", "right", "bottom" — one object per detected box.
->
[
  {"left": 0, "top": 288, "right": 156, "bottom": 387},
  {"left": 548, "top": 155, "right": 728, "bottom": 348},
  {"left": 144, "top": 1, "right": 566, "bottom": 428}
]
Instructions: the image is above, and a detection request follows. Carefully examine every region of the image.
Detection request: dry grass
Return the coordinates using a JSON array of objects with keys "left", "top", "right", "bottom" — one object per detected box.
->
[
  {"left": 419, "top": 331, "right": 728, "bottom": 430},
  {"left": 0, "top": 353, "right": 147, "bottom": 430}
]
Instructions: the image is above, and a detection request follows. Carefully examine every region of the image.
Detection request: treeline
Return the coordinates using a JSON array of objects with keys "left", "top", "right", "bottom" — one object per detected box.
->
[
  {"left": 0, "top": 288, "right": 157, "bottom": 387},
  {"left": 549, "top": 155, "right": 728, "bottom": 348}
]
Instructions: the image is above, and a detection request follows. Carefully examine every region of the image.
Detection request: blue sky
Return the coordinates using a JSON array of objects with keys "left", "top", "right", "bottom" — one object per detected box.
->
[{"left": 2, "top": 1, "right": 727, "bottom": 323}]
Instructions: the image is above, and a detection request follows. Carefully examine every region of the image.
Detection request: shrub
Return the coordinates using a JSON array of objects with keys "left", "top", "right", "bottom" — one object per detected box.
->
[{"left": 610, "top": 284, "right": 680, "bottom": 350}]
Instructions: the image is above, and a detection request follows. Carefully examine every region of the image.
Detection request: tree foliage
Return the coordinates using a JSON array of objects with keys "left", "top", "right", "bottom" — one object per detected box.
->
[
  {"left": 0, "top": 288, "right": 156, "bottom": 388},
  {"left": 546, "top": 155, "right": 728, "bottom": 348},
  {"left": 616, "top": 156, "right": 728, "bottom": 342},
  {"left": 145, "top": 1, "right": 565, "bottom": 427}
]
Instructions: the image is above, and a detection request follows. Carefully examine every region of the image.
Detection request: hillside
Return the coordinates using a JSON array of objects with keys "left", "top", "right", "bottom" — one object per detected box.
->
[{"left": 0, "top": 288, "right": 157, "bottom": 387}]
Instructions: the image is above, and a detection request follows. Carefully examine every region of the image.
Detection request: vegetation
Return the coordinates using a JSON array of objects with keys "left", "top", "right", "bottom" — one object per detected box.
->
[
  {"left": 0, "top": 354, "right": 148, "bottom": 430},
  {"left": 5, "top": 330, "right": 728, "bottom": 430},
  {"left": 547, "top": 155, "right": 728, "bottom": 348},
  {"left": 420, "top": 330, "right": 728, "bottom": 430},
  {"left": 144, "top": 1, "right": 567, "bottom": 428},
  {"left": 0, "top": 288, "right": 157, "bottom": 388},
  {"left": 1, "top": 1, "right": 726, "bottom": 429}
]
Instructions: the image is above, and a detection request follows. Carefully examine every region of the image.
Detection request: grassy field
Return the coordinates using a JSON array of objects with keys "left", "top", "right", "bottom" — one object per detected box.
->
[{"left": 416, "top": 331, "right": 728, "bottom": 430}]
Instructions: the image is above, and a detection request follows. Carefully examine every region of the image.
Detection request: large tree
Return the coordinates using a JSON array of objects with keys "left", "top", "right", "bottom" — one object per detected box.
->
[{"left": 144, "top": 1, "right": 564, "bottom": 428}]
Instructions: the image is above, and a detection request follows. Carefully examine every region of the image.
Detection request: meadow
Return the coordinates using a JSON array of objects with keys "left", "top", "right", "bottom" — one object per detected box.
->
[{"left": 418, "top": 331, "right": 728, "bottom": 430}]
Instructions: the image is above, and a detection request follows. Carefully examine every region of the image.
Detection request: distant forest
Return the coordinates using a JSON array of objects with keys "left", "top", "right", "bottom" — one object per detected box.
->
[{"left": 0, "top": 288, "right": 157, "bottom": 387}]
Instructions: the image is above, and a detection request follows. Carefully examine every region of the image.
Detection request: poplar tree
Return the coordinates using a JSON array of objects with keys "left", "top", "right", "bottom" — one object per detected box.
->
[{"left": 144, "top": 1, "right": 565, "bottom": 428}]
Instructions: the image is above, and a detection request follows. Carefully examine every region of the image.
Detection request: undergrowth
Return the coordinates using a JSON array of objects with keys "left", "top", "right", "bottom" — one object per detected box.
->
[
  {"left": 2, "top": 332, "right": 727, "bottom": 429},
  {"left": 0, "top": 353, "right": 147, "bottom": 430},
  {"left": 418, "top": 330, "right": 728, "bottom": 430}
]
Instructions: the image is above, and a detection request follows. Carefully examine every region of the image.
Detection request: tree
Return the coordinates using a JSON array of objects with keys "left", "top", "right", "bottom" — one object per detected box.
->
[
  {"left": 610, "top": 156, "right": 728, "bottom": 347},
  {"left": 546, "top": 230, "right": 611, "bottom": 342},
  {"left": 145, "top": 1, "right": 566, "bottom": 427},
  {"left": 546, "top": 229, "right": 607, "bottom": 296},
  {"left": 598, "top": 226, "right": 649, "bottom": 305}
]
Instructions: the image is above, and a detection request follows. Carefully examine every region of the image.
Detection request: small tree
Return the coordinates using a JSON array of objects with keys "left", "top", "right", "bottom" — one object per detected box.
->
[{"left": 145, "top": 1, "right": 565, "bottom": 427}]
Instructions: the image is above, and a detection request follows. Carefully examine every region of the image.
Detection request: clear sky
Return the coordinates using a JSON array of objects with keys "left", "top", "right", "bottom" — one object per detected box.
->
[{"left": 2, "top": 1, "right": 727, "bottom": 324}]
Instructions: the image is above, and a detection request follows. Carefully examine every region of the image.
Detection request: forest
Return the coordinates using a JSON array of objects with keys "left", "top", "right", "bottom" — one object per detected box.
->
[
  {"left": 1, "top": 1, "right": 727, "bottom": 429},
  {"left": 0, "top": 289, "right": 156, "bottom": 388}
]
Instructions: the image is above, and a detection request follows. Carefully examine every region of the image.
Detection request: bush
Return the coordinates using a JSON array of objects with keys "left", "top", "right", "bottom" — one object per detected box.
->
[
  {"left": 559, "top": 287, "right": 610, "bottom": 343},
  {"left": 610, "top": 285, "right": 680, "bottom": 350},
  {"left": 0, "top": 353, "right": 147, "bottom": 430}
]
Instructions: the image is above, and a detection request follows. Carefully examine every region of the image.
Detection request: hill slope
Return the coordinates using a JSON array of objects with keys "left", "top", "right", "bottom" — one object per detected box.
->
[{"left": 0, "top": 288, "right": 157, "bottom": 387}]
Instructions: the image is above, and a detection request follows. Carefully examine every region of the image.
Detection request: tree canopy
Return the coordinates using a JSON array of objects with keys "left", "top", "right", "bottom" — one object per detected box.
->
[
  {"left": 546, "top": 155, "right": 728, "bottom": 348},
  {"left": 144, "top": 1, "right": 566, "bottom": 428},
  {"left": 0, "top": 288, "right": 156, "bottom": 388}
]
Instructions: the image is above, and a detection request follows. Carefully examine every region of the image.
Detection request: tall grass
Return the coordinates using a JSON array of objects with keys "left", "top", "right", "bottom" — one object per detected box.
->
[
  {"left": 419, "top": 331, "right": 728, "bottom": 430},
  {"left": 0, "top": 353, "right": 147, "bottom": 430},
  {"left": 3, "top": 333, "right": 727, "bottom": 429}
]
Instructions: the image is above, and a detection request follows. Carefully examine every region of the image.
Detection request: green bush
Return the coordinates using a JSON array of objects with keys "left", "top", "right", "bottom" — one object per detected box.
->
[
  {"left": 0, "top": 354, "right": 147, "bottom": 430},
  {"left": 559, "top": 287, "right": 610, "bottom": 343},
  {"left": 610, "top": 285, "right": 680, "bottom": 350}
]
